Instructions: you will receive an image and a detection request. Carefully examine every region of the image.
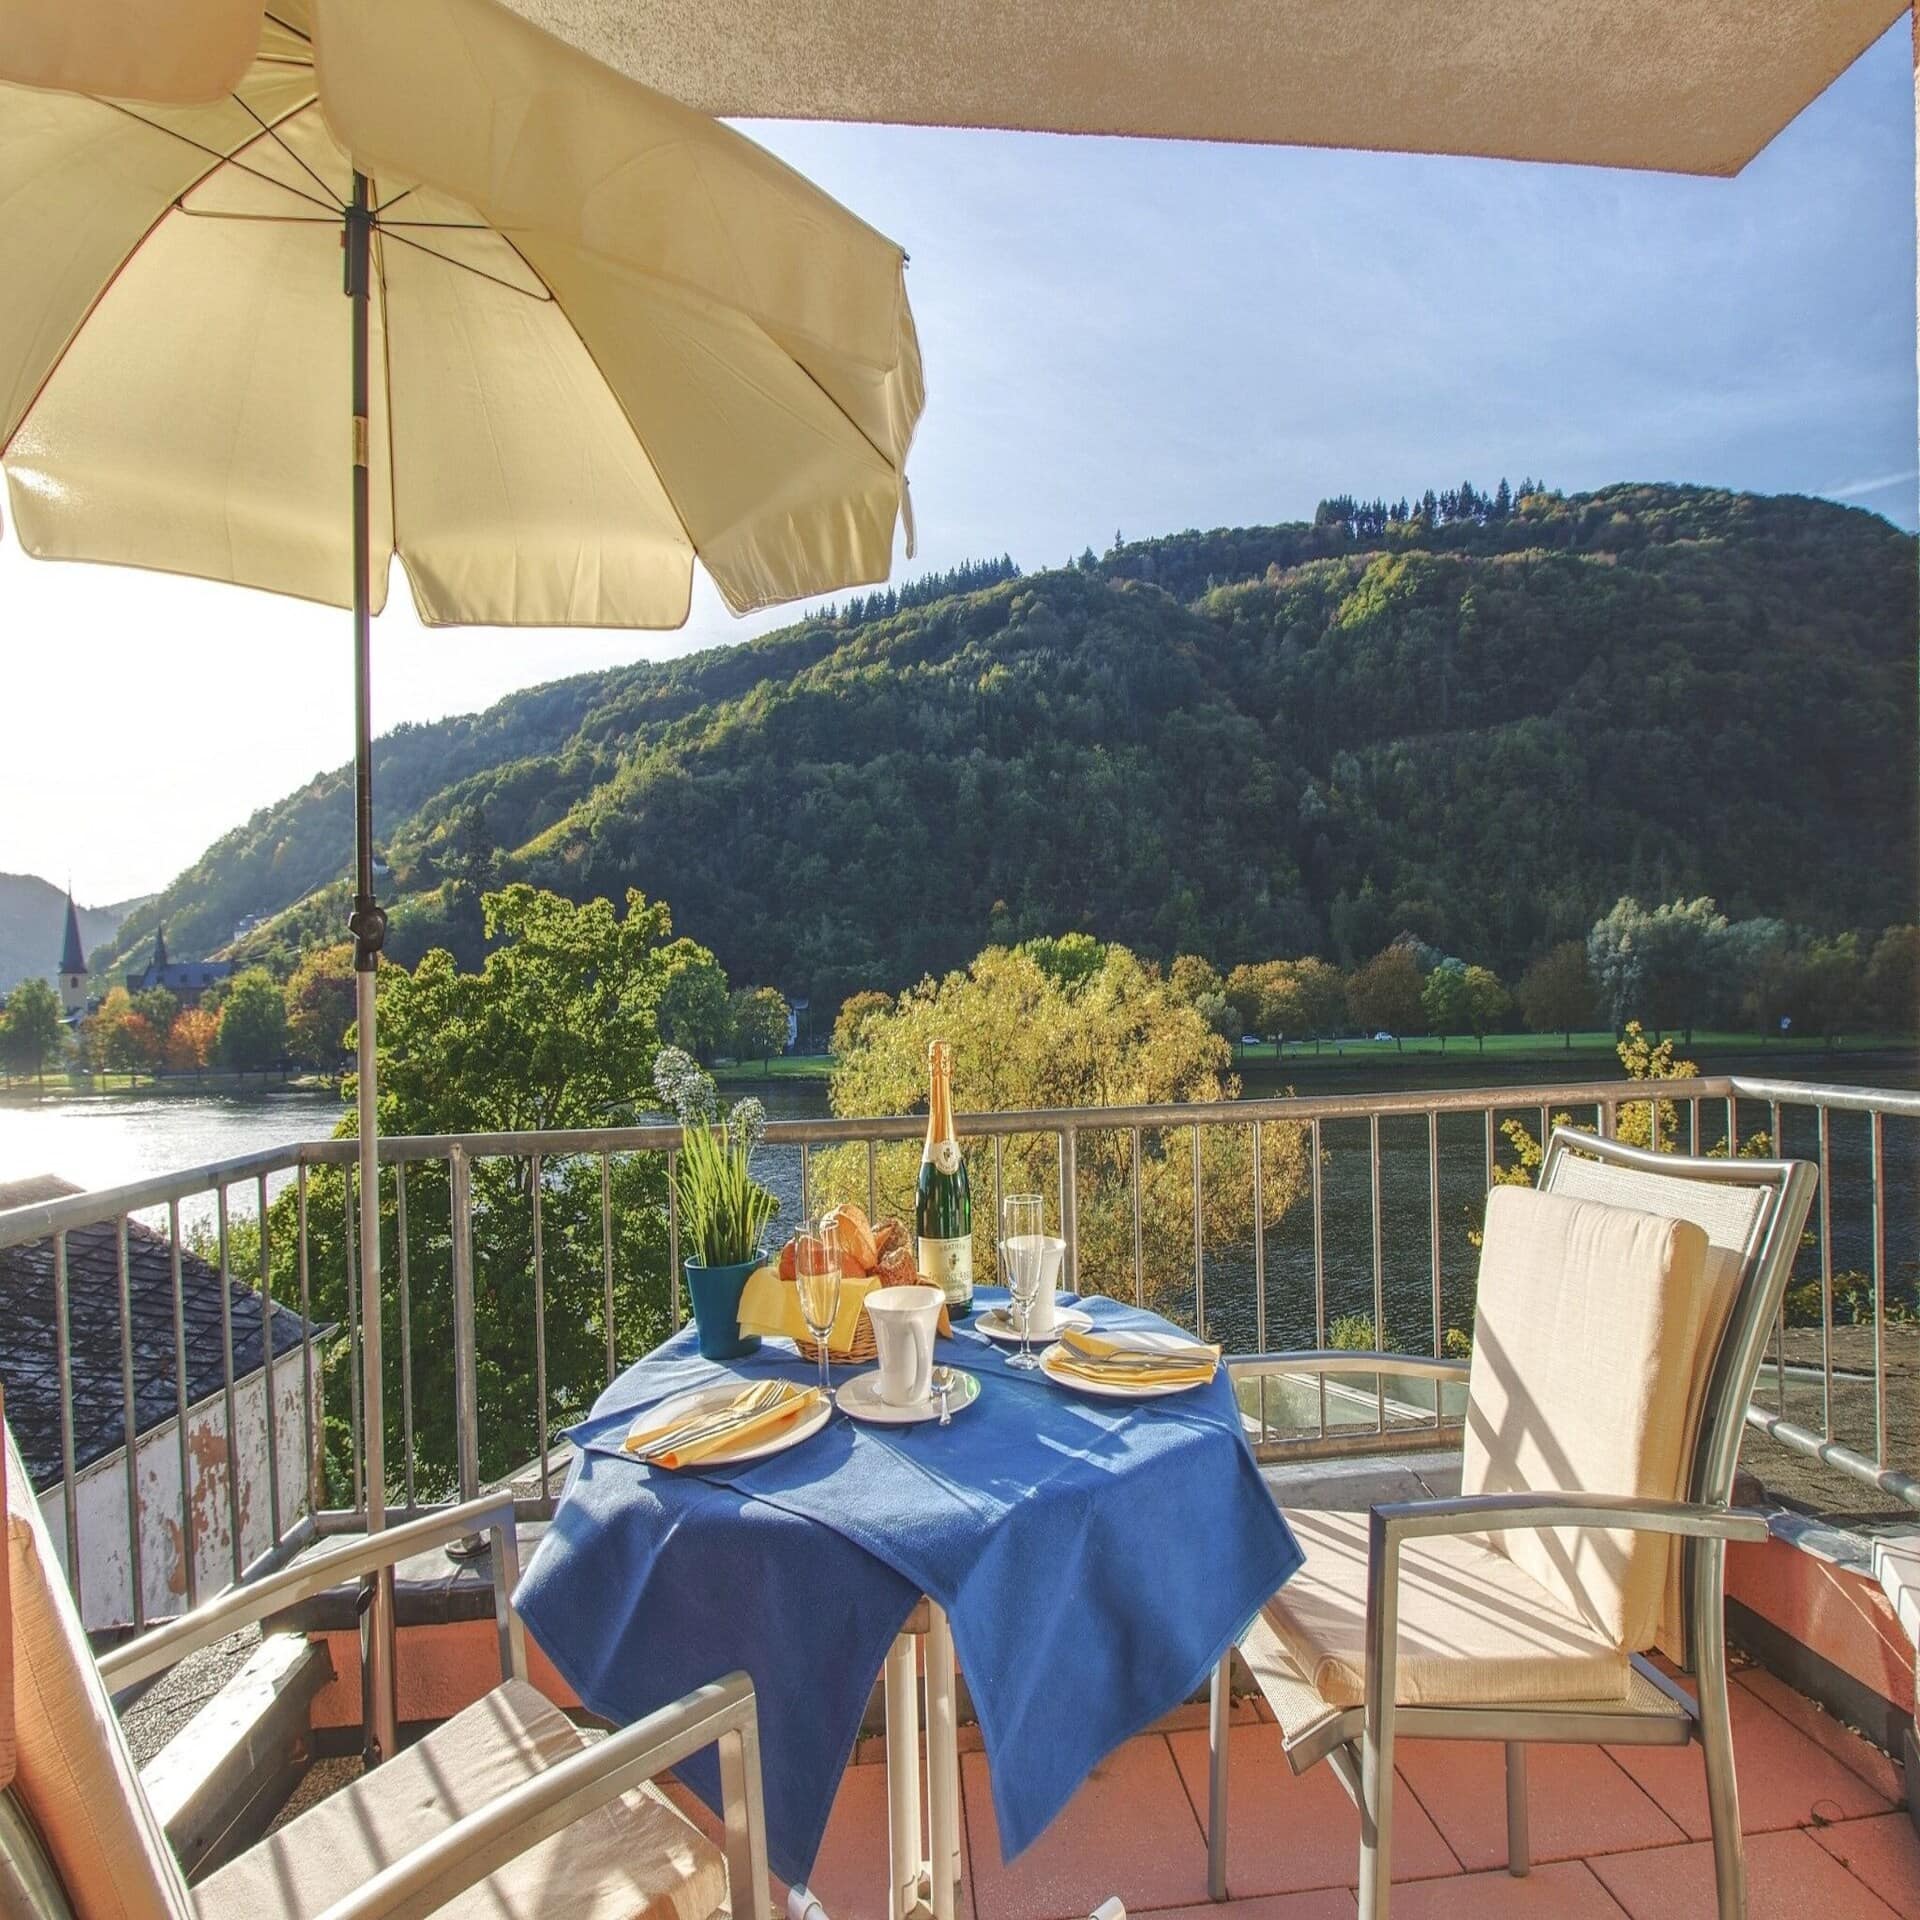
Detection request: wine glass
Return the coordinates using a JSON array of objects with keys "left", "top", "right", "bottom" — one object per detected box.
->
[
  {"left": 1001, "top": 1192, "right": 1047, "bottom": 1371},
  {"left": 793, "top": 1213, "right": 844, "bottom": 1395}
]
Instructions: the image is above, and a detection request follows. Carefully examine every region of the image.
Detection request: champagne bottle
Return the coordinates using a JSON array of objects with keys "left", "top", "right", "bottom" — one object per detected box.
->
[{"left": 916, "top": 1038, "right": 973, "bottom": 1317}]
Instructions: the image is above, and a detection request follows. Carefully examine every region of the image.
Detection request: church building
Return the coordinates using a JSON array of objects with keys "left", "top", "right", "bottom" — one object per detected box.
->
[{"left": 124, "top": 924, "right": 234, "bottom": 1003}]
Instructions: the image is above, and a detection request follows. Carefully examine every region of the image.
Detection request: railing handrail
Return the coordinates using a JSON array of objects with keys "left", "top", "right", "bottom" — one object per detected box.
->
[{"left": 0, "top": 1142, "right": 308, "bottom": 1248}]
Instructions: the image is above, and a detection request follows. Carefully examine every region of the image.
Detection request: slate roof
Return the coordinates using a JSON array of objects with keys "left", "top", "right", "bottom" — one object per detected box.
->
[
  {"left": 59, "top": 895, "right": 86, "bottom": 977},
  {"left": 0, "top": 1177, "right": 321, "bottom": 1491}
]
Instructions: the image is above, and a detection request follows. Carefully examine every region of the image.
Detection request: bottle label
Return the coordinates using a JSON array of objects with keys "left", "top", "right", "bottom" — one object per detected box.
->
[
  {"left": 932, "top": 1139, "right": 962, "bottom": 1174},
  {"left": 918, "top": 1234, "right": 974, "bottom": 1308}
]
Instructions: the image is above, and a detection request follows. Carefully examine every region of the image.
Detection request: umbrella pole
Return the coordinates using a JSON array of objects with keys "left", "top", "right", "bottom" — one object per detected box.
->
[{"left": 346, "top": 168, "right": 399, "bottom": 1769}]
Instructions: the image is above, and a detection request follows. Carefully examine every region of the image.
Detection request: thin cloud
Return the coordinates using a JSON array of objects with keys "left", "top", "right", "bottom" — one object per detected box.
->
[{"left": 1822, "top": 467, "right": 1919, "bottom": 500}]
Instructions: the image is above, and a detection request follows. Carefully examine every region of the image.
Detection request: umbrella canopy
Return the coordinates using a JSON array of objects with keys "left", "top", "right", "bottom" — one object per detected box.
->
[
  {"left": 1, "top": 0, "right": 922, "bottom": 623},
  {"left": 1, "top": 0, "right": 923, "bottom": 1765}
]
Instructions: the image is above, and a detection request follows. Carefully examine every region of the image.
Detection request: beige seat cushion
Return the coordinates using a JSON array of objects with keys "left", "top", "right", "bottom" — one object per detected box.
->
[
  {"left": 1462, "top": 1185, "right": 1710, "bottom": 1653},
  {"left": 1264, "top": 1506, "right": 1630, "bottom": 1708},
  {"left": 4, "top": 1423, "right": 193, "bottom": 1920},
  {"left": 194, "top": 1678, "right": 727, "bottom": 1920}
]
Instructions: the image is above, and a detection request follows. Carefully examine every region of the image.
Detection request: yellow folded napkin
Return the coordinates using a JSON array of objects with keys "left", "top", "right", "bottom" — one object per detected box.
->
[
  {"left": 738, "top": 1265, "right": 951, "bottom": 1353},
  {"left": 624, "top": 1381, "right": 821, "bottom": 1469},
  {"left": 1049, "top": 1325, "right": 1221, "bottom": 1387}
]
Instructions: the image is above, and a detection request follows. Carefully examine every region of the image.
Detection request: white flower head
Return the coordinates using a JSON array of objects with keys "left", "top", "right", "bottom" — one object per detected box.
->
[
  {"left": 728, "top": 1095, "right": 768, "bottom": 1160},
  {"left": 653, "top": 1046, "right": 718, "bottom": 1126}
]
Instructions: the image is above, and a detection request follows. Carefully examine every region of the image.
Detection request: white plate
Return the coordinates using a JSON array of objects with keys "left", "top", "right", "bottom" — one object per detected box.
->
[
  {"left": 627, "top": 1381, "right": 831, "bottom": 1466},
  {"left": 976, "top": 1304, "right": 1094, "bottom": 1346},
  {"left": 835, "top": 1367, "right": 982, "bottom": 1425},
  {"left": 1037, "top": 1331, "right": 1217, "bottom": 1399}
]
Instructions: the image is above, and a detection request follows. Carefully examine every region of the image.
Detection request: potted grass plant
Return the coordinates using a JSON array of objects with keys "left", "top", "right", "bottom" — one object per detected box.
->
[{"left": 653, "top": 1047, "right": 780, "bottom": 1359}]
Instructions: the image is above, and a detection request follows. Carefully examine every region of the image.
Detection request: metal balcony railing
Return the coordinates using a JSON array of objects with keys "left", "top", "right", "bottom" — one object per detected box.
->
[{"left": 1, "top": 1072, "right": 1914, "bottom": 1631}]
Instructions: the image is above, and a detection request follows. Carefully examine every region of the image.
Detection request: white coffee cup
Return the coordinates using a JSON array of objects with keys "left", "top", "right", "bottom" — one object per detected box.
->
[
  {"left": 863, "top": 1285, "right": 941, "bottom": 1407},
  {"left": 1000, "top": 1234, "right": 1067, "bottom": 1339}
]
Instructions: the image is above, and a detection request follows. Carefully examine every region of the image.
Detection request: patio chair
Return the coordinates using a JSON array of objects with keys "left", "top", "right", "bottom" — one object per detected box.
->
[
  {"left": 1207, "top": 1126, "right": 1817, "bottom": 1920},
  {"left": 0, "top": 1400, "right": 772, "bottom": 1920}
]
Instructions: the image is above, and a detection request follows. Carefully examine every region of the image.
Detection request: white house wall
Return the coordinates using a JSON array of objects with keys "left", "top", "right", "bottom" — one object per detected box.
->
[{"left": 39, "top": 1346, "right": 319, "bottom": 1632}]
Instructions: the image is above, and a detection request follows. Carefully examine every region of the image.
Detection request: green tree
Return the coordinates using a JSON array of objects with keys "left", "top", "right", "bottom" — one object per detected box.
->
[
  {"left": 278, "top": 886, "right": 681, "bottom": 1498},
  {"left": 656, "top": 938, "right": 732, "bottom": 1059},
  {"left": 1291, "top": 958, "right": 1348, "bottom": 1049},
  {"left": 1461, "top": 964, "right": 1510, "bottom": 1053},
  {"left": 1020, "top": 932, "right": 1106, "bottom": 995},
  {"left": 1864, "top": 926, "right": 1919, "bottom": 1035},
  {"left": 730, "top": 986, "right": 791, "bottom": 1068},
  {"left": 0, "top": 978, "right": 65, "bottom": 1089},
  {"left": 1516, "top": 941, "right": 1595, "bottom": 1047},
  {"left": 1347, "top": 947, "right": 1423, "bottom": 1048},
  {"left": 216, "top": 968, "right": 288, "bottom": 1072},
  {"left": 1420, "top": 962, "right": 1468, "bottom": 1052},
  {"left": 285, "top": 942, "right": 358, "bottom": 1070},
  {"left": 832, "top": 990, "right": 894, "bottom": 1057},
  {"left": 823, "top": 942, "right": 1307, "bottom": 1320},
  {"left": 1167, "top": 954, "right": 1224, "bottom": 1005}
]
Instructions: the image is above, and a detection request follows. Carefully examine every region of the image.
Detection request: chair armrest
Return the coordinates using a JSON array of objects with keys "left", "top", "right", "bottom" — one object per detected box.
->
[
  {"left": 1226, "top": 1350, "right": 1470, "bottom": 1385},
  {"left": 99, "top": 1492, "right": 524, "bottom": 1691},
  {"left": 309, "top": 1672, "right": 771, "bottom": 1920}
]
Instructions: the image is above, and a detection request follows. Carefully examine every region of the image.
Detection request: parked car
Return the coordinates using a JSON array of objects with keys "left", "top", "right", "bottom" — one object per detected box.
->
[
  {"left": 1240, "top": 1034, "right": 1262, "bottom": 1047},
  {"left": 1372, "top": 1031, "right": 1394, "bottom": 1042}
]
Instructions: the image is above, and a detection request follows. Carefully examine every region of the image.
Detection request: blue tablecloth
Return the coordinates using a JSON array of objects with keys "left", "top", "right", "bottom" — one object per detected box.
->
[{"left": 517, "top": 1290, "right": 1301, "bottom": 1886}]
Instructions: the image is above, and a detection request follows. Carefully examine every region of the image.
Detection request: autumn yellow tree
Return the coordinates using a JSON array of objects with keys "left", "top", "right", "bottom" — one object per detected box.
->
[
  {"left": 819, "top": 943, "right": 1308, "bottom": 1320},
  {"left": 166, "top": 1007, "right": 220, "bottom": 1073}
]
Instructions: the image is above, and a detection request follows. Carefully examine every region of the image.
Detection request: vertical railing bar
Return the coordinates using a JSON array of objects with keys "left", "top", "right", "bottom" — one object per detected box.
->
[
  {"left": 344, "top": 1162, "right": 364, "bottom": 1510},
  {"left": 1770, "top": 1100, "right": 1786, "bottom": 1416},
  {"left": 1538, "top": 1105, "right": 1550, "bottom": 1165},
  {"left": 1870, "top": 1109, "right": 1887, "bottom": 1466},
  {"left": 53, "top": 1232, "right": 81, "bottom": 1612},
  {"left": 116, "top": 1215, "right": 146, "bottom": 1629},
  {"left": 168, "top": 1198, "right": 197, "bottom": 1609},
  {"left": 993, "top": 1135, "right": 1006, "bottom": 1288},
  {"left": 1816, "top": 1104, "right": 1833, "bottom": 1440},
  {"left": 1191, "top": 1123, "right": 1205, "bottom": 1339},
  {"left": 449, "top": 1146, "right": 479, "bottom": 1506},
  {"left": 601, "top": 1152, "right": 617, "bottom": 1386},
  {"left": 1601, "top": 1096, "right": 1617, "bottom": 1140},
  {"left": 1310, "top": 1117, "right": 1327, "bottom": 1438},
  {"left": 1060, "top": 1128, "right": 1080, "bottom": 1295},
  {"left": 296, "top": 1165, "right": 315, "bottom": 1520},
  {"left": 1725, "top": 1092, "right": 1737, "bottom": 1158},
  {"left": 799, "top": 1142, "right": 811, "bottom": 1221},
  {"left": 1056, "top": 1133, "right": 1068, "bottom": 1233},
  {"left": 1129, "top": 1129, "right": 1144, "bottom": 1310},
  {"left": 866, "top": 1138, "right": 878, "bottom": 1223},
  {"left": 1688, "top": 1094, "right": 1701, "bottom": 1156},
  {"left": 1484, "top": 1107, "right": 1496, "bottom": 1192},
  {"left": 1369, "top": 1112, "right": 1385, "bottom": 1432},
  {"left": 393, "top": 1163, "right": 414, "bottom": 1512},
  {"left": 217, "top": 1186, "right": 244, "bottom": 1582},
  {"left": 1251, "top": 1120, "right": 1267, "bottom": 1358},
  {"left": 667, "top": 1148, "right": 682, "bottom": 1329},
  {"left": 1427, "top": 1112, "right": 1442, "bottom": 1430},
  {"left": 531, "top": 1152, "right": 549, "bottom": 1500},
  {"left": 258, "top": 1173, "right": 282, "bottom": 1547},
  {"left": 1648, "top": 1085, "right": 1661, "bottom": 1153}
]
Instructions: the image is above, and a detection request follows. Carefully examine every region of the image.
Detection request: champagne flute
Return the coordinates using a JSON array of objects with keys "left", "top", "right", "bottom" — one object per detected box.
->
[
  {"left": 793, "top": 1213, "right": 844, "bottom": 1395},
  {"left": 1001, "top": 1192, "right": 1046, "bottom": 1371}
]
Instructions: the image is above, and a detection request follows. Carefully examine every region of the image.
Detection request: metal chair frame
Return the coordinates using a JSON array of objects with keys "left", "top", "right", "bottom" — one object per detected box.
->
[
  {"left": 1207, "top": 1126, "right": 1818, "bottom": 1920},
  {"left": 86, "top": 1492, "right": 773, "bottom": 1920}
]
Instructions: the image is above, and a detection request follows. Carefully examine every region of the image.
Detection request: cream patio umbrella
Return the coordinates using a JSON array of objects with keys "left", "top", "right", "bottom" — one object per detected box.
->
[{"left": 0, "top": 0, "right": 922, "bottom": 1761}]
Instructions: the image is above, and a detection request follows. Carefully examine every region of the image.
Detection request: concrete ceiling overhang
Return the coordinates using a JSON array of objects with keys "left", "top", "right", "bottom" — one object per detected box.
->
[{"left": 509, "top": 0, "right": 1908, "bottom": 176}]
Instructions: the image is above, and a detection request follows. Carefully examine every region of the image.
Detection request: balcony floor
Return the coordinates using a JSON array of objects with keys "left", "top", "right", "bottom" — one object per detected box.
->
[{"left": 663, "top": 1659, "right": 1916, "bottom": 1920}]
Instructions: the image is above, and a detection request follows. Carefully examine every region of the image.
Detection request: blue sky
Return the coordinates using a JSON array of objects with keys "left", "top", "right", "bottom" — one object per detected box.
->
[{"left": 3, "top": 21, "right": 1913, "bottom": 905}]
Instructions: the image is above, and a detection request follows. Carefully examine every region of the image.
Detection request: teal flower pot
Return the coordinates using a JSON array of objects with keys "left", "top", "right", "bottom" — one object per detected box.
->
[{"left": 684, "top": 1257, "right": 762, "bottom": 1361}]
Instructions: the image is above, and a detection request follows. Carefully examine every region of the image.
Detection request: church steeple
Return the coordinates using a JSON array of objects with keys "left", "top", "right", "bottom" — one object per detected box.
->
[
  {"left": 152, "top": 923, "right": 169, "bottom": 970},
  {"left": 58, "top": 892, "right": 88, "bottom": 1018}
]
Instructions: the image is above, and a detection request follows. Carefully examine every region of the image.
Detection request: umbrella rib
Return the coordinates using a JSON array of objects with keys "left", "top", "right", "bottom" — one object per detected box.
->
[
  {"left": 94, "top": 98, "right": 342, "bottom": 218},
  {"left": 376, "top": 226, "right": 553, "bottom": 302},
  {"left": 232, "top": 92, "right": 339, "bottom": 207}
]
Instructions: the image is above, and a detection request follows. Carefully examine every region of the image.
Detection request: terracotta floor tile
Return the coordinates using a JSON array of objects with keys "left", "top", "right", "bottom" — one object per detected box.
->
[
  {"left": 1391, "top": 1741, "right": 1685, "bottom": 1871},
  {"left": 1734, "top": 1669, "right": 1906, "bottom": 1803},
  {"left": 1591, "top": 1826, "right": 1903, "bottom": 1919},
  {"left": 1811, "top": 1814, "right": 1920, "bottom": 1919},
  {"left": 1605, "top": 1684, "right": 1892, "bottom": 1838},
  {"left": 1143, "top": 1892, "right": 1357, "bottom": 1919},
  {"left": 1381, "top": 1859, "right": 1629, "bottom": 1917},
  {"left": 962, "top": 1736, "right": 1209, "bottom": 1920},
  {"left": 1163, "top": 1725, "right": 1458, "bottom": 1894}
]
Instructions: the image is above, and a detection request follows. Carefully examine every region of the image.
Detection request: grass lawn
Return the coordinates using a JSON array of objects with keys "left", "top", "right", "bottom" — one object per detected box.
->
[{"left": 712, "top": 1054, "right": 835, "bottom": 1084}]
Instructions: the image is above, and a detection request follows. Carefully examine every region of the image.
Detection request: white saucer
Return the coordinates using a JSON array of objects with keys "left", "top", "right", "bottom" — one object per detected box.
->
[
  {"left": 1037, "top": 1331, "right": 1218, "bottom": 1400},
  {"left": 835, "top": 1368, "right": 982, "bottom": 1425},
  {"left": 627, "top": 1381, "right": 831, "bottom": 1465},
  {"left": 976, "top": 1305, "right": 1094, "bottom": 1346}
]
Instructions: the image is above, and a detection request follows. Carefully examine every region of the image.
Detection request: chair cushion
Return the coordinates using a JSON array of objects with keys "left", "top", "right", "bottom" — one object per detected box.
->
[
  {"left": 1462, "top": 1185, "right": 1710, "bottom": 1652},
  {"left": 193, "top": 1678, "right": 728, "bottom": 1920},
  {"left": 1264, "top": 1506, "right": 1630, "bottom": 1708},
  {"left": 4, "top": 1426, "right": 192, "bottom": 1919}
]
